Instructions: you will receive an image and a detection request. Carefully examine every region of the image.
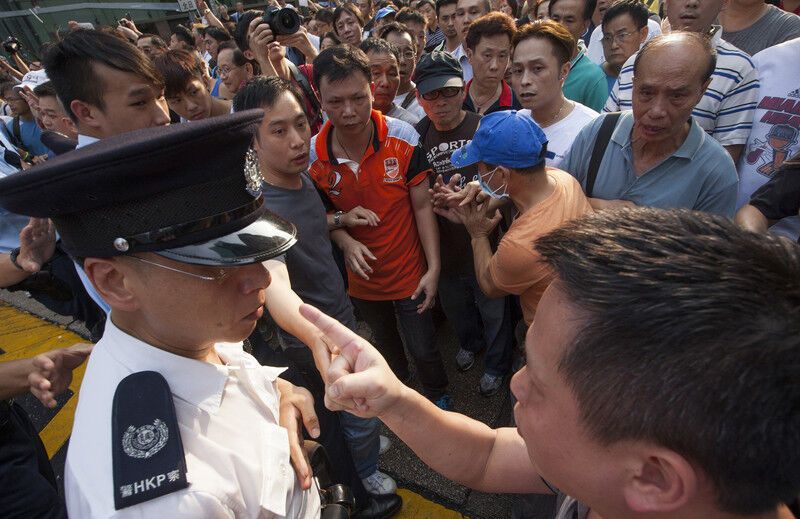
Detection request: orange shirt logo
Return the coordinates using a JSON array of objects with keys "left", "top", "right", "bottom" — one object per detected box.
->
[{"left": 383, "top": 157, "right": 400, "bottom": 182}]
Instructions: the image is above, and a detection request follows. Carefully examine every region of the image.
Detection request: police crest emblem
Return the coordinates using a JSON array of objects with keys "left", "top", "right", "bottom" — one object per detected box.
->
[{"left": 122, "top": 419, "right": 169, "bottom": 459}]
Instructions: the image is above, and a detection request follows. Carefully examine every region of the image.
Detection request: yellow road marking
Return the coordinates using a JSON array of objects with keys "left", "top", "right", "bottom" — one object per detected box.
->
[
  {"left": 0, "top": 303, "right": 89, "bottom": 457},
  {"left": 395, "top": 489, "right": 464, "bottom": 518}
]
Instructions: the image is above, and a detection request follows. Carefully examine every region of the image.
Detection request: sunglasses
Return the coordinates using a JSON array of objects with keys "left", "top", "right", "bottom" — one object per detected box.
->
[{"left": 421, "top": 86, "right": 462, "bottom": 101}]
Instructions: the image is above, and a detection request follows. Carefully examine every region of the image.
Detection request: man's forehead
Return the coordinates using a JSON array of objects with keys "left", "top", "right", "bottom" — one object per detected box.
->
[
  {"left": 525, "top": 282, "right": 583, "bottom": 372},
  {"left": 368, "top": 53, "right": 399, "bottom": 67},
  {"left": 458, "top": 0, "right": 483, "bottom": 10}
]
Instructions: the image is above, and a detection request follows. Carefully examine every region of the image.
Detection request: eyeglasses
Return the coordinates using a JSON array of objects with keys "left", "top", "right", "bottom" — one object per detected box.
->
[
  {"left": 398, "top": 49, "right": 416, "bottom": 61},
  {"left": 421, "top": 86, "right": 462, "bottom": 101},
  {"left": 127, "top": 255, "right": 234, "bottom": 283},
  {"left": 218, "top": 64, "right": 243, "bottom": 77},
  {"left": 601, "top": 31, "right": 635, "bottom": 45}
]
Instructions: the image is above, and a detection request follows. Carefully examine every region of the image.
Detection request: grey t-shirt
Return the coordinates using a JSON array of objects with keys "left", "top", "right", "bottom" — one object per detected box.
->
[
  {"left": 262, "top": 173, "right": 356, "bottom": 347},
  {"left": 722, "top": 5, "right": 800, "bottom": 55}
]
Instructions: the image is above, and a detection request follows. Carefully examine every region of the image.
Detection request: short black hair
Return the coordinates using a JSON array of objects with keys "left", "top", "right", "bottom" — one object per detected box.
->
[
  {"left": 436, "top": 0, "right": 458, "bottom": 14},
  {"left": 173, "top": 25, "right": 195, "bottom": 48},
  {"left": 535, "top": 207, "right": 800, "bottom": 516},
  {"left": 313, "top": 45, "right": 371, "bottom": 90},
  {"left": 359, "top": 37, "right": 400, "bottom": 63},
  {"left": 315, "top": 8, "right": 335, "bottom": 24},
  {"left": 232, "top": 75, "right": 304, "bottom": 112},
  {"left": 549, "top": 0, "right": 597, "bottom": 22},
  {"left": 634, "top": 32, "right": 717, "bottom": 84},
  {"left": 153, "top": 50, "right": 206, "bottom": 97},
  {"left": 42, "top": 29, "right": 164, "bottom": 122},
  {"left": 204, "top": 26, "right": 232, "bottom": 43},
  {"left": 33, "top": 80, "right": 58, "bottom": 98},
  {"left": 602, "top": 0, "right": 649, "bottom": 29},
  {"left": 396, "top": 8, "right": 427, "bottom": 28},
  {"left": 138, "top": 33, "right": 168, "bottom": 48}
]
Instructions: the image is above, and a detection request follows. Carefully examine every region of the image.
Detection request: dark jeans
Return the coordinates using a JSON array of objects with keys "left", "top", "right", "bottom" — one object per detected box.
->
[
  {"left": 438, "top": 272, "right": 514, "bottom": 376},
  {"left": 249, "top": 331, "right": 371, "bottom": 508},
  {"left": 351, "top": 296, "right": 449, "bottom": 400},
  {"left": 0, "top": 401, "right": 66, "bottom": 519}
]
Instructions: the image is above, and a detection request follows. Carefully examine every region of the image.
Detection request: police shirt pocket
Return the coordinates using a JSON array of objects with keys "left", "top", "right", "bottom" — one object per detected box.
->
[{"left": 258, "top": 423, "right": 292, "bottom": 516}]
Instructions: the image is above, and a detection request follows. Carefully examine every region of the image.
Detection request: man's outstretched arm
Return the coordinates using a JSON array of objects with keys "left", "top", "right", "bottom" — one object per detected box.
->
[{"left": 300, "top": 304, "right": 552, "bottom": 495}]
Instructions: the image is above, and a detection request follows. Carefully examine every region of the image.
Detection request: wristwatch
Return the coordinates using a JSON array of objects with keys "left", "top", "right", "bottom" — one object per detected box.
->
[
  {"left": 9, "top": 247, "right": 24, "bottom": 270},
  {"left": 333, "top": 211, "right": 345, "bottom": 227}
]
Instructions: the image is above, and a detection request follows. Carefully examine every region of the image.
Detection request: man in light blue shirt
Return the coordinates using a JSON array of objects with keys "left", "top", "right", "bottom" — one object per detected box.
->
[{"left": 561, "top": 33, "right": 738, "bottom": 217}]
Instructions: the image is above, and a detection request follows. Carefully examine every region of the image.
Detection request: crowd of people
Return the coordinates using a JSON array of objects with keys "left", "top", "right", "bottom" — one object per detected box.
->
[{"left": 0, "top": 0, "right": 798, "bottom": 517}]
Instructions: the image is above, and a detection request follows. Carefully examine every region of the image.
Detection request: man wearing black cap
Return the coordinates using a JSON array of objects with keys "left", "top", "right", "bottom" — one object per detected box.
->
[
  {"left": 414, "top": 51, "right": 514, "bottom": 397},
  {"left": 0, "top": 112, "right": 323, "bottom": 517}
]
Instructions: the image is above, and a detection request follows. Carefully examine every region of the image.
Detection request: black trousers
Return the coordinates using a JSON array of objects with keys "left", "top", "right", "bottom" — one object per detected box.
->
[
  {"left": 248, "top": 330, "right": 371, "bottom": 509},
  {"left": 0, "top": 401, "right": 66, "bottom": 519}
]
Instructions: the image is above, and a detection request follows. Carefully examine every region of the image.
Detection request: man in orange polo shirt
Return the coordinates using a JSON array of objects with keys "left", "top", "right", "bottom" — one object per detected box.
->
[{"left": 309, "top": 45, "right": 452, "bottom": 409}]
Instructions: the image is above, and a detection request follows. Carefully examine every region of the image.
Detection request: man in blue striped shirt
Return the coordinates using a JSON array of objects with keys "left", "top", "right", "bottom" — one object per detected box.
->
[
  {"left": 562, "top": 33, "right": 738, "bottom": 217},
  {"left": 604, "top": 0, "right": 759, "bottom": 164}
]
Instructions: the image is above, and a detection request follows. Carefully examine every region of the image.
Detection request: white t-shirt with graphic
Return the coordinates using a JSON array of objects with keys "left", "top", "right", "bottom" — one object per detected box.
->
[
  {"left": 521, "top": 102, "right": 599, "bottom": 167},
  {"left": 736, "top": 38, "right": 800, "bottom": 240}
]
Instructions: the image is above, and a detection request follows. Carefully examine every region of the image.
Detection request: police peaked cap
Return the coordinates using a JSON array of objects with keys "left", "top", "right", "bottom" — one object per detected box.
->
[{"left": 0, "top": 110, "right": 296, "bottom": 266}]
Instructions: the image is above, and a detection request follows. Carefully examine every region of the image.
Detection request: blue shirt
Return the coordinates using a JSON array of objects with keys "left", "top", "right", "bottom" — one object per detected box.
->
[
  {"left": 0, "top": 125, "right": 25, "bottom": 254},
  {"left": 5, "top": 118, "right": 49, "bottom": 156},
  {"left": 72, "top": 134, "right": 111, "bottom": 315},
  {"left": 561, "top": 111, "right": 739, "bottom": 217}
]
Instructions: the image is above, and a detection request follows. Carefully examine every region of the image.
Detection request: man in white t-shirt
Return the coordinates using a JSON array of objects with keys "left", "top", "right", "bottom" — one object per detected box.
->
[
  {"left": 511, "top": 21, "right": 599, "bottom": 167},
  {"left": 735, "top": 37, "right": 800, "bottom": 240}
]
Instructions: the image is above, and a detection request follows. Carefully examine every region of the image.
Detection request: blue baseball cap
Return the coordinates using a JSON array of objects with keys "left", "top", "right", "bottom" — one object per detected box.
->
[
  {"left": 451, "top": 111, "right": 548, "bottom": 170},
  {"left": 375, "top": 6, "right": 396, "bottom": 20}
]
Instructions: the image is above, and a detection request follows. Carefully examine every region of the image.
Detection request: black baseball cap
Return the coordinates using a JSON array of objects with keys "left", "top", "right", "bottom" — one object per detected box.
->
[
  {"left": 0, "top": 110, "right": 297, "bottom": 266},
  {"left": 413, "top": 51, "right": 464, "bottom": 95}
]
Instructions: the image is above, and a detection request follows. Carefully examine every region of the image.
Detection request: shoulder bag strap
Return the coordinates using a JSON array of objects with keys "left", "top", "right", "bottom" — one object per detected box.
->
[{"left": 585, "top": 112, "right": 621, "bottom": 198}]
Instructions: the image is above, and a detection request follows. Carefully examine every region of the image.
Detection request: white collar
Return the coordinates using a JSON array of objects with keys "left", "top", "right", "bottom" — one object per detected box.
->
[
  {"left": 76, "top": 134, "right": 100, "bottom": 149},
  {"left": 709, "top": 25, "right": 723, "bottom": 48},
  {"left": 100, "top": 318, "right": 285, "bottom": 414}
]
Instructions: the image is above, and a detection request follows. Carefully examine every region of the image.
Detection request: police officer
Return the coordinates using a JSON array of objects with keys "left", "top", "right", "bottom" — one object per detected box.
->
[{"left": 0, "top": 111, "right": 325, "bottom": 517}]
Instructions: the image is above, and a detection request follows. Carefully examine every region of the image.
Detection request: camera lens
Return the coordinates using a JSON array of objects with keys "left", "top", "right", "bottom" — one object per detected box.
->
[{"left": 276, "top": 8, "right": 300, "bottom": 34}]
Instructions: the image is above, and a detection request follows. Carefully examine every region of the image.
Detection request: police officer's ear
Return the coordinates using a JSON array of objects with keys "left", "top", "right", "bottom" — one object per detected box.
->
[{"left": 83, "top": 257, "right": 142, "bottom": 312}]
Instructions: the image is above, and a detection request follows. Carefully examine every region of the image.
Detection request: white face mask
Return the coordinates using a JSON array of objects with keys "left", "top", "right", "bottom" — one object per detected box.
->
[{"left": 477, "top": 167, "right": 509, "bottom": 200}]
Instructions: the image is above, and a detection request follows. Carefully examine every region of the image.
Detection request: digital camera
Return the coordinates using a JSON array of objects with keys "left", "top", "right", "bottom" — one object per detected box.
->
[
  {"left": 262, "top": 6, "right": 301, "bottom": 36},
  {"left": 3, "top": 36, "right": 20, "bottom": 54}
]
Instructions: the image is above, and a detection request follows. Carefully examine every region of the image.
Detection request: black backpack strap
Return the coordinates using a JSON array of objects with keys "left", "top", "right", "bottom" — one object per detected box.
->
[
  {"left": 585, "top": 112, "right": 621, "bottom": 198},
  {"left": 414, "top": 116, "right": 432, "bottom": 140},
  {"left": 287, "top": 62, "right": 321, "bottom": 115},
  {"left": 11, "top": 116, "right": 22, "bottom": 148},
  {"left": 400, "top": 90, "right": 416, "bottom": 110}
]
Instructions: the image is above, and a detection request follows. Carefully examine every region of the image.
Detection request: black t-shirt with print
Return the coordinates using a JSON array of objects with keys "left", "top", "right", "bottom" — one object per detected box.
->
[{"left": 417, "top": 111, "right": 491, "bottom": 275}]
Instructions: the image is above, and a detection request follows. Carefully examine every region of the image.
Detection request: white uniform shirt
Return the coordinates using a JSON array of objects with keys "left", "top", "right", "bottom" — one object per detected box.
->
[{"left": 65, "top": 319, "right": 321, "bottom": 518}]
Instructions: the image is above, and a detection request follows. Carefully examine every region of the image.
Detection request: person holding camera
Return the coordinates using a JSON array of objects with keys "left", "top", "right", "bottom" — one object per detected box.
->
[
  {"left": 1, "top": 36, "right": 30, "bottom": 78},
  {"left": 245, "top": 11, "right": 324, "bottom": 133}
]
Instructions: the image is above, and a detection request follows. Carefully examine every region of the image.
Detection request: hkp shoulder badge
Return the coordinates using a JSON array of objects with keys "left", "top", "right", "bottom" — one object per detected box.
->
[{"left": 112, "top": 371, "right": 188, "bottom": 510}]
